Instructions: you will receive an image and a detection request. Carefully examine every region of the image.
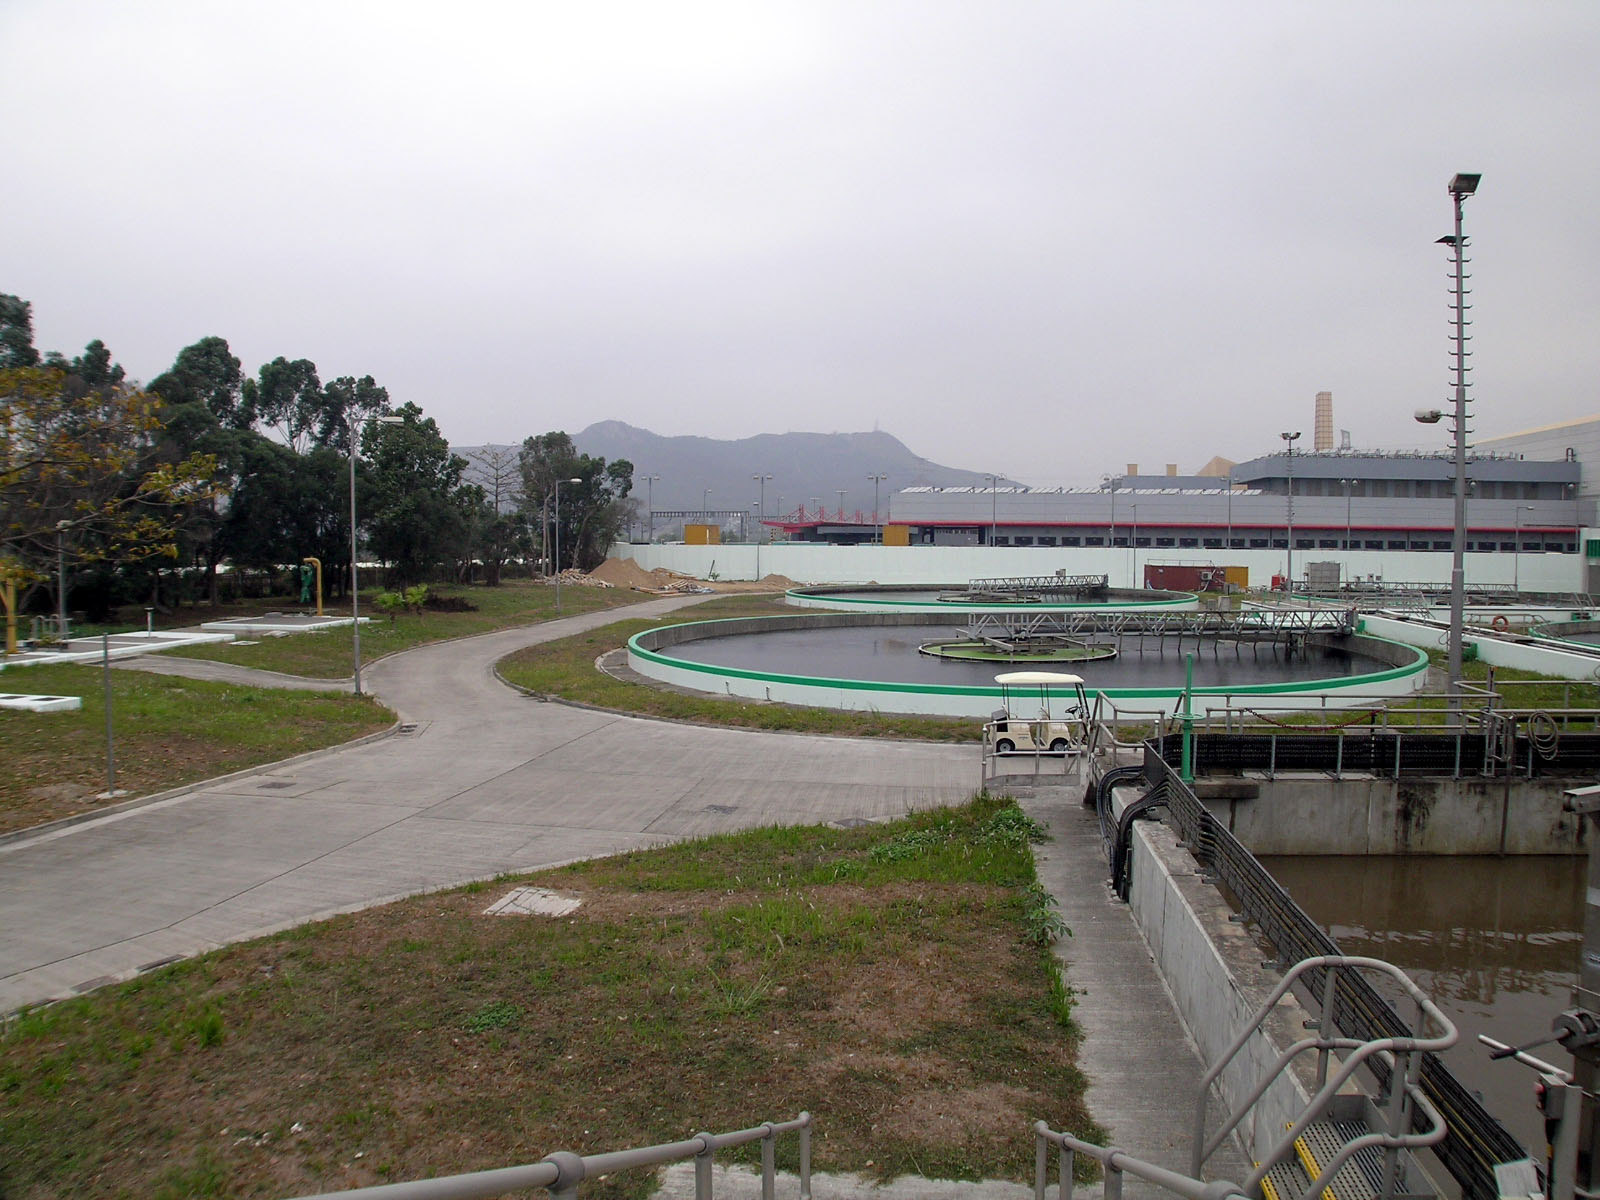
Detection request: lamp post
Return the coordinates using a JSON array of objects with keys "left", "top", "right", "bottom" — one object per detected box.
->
[
  {"left": 1103, "top": 473, "right": 1117, "bottom": 549},
  {"left": 1515, "top": 505, "right": 1536, "bottom": 593},
  {"left": 701, "top": 488, "right": 712, "bottom": 526},
  {"left": 1417, "top": 171, "right": 1482, "bottom": 711},
  {"left": 1130, "top": 504, "right": 1139, "bottom": 588},
  {"left": 984, "top": 475, "right": 998, "bottom": 546},
  {"left": 1280, "top": 431, "right": 1301, "bottom": 595},
  {"left": 643, "top": 474, "right": 660, "bottom": 542},
  {"left": 1340, "top": 478, "right": 1356, "bottom": 555},
  {"left": 350, "top": 413, "right": 404, "bottom": 696},
  {"left": 552, "top": 475, "right": 583, "bottom": 611},
  {"left": 867, "top": 473, "right": 888, "bottom": 543},
  {"left": 835, "top": 489, "right": 847, "bottom": 523},
  {"left": 55, "top": 519, "right": 70, "bottom": 641},
  {"left": 1224, "top": 476, "right": 1232, "bottom": 550},
  {"left": 752, "top": 473, "right": 772, "bottom": 542}
]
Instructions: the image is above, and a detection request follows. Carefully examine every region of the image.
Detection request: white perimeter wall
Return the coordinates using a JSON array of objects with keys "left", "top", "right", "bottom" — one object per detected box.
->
[{"left": 610, "top": 540, "right": 1589, "bottom": 591}]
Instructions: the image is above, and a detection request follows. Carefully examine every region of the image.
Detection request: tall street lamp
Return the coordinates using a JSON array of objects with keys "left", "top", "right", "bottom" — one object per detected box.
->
[
  {"left": 1417, "top": 171, "right": 1482, "bottom": 710},
  {"left": 867, "top": 473, "right": 888, "bottom": 542},
  {"left": 1515, "top": 504, "right": 1536, "bottom": 593},
  {"left": 1224, "top": 477, "right": 1232, "bottom": 550},
  {"left": 552, "top": 476, "right": 583, "bottom": 612},
  {"left": 835, "top": 489, "right": 848, "bottom": 523},
  {"left": 752, "top": 473, "right": 772, "bottom": 542},
  {"left": 984, "top": 475, "right": 998, "bottom": 546},
  {"left": 1102, "top": 473, "right": 1117, "bottom": 549},
  {"left": 643, "top": 474, "right": 660, "bottom": 542},
  {"left": 1340, "top": 478, "right": 1356, "bottom": 555},
  {"left": 1130, "top": 503, "right": 1140, "bottom": 588},
  {"left": 350, "top": 413, "right": 404, "bottom": 696},
  {"left": 1280, "top": 431, "right": 1301, "bottom": 595},
  {"left": 55, "top": 519, "right": 70, "bottom": 641}
]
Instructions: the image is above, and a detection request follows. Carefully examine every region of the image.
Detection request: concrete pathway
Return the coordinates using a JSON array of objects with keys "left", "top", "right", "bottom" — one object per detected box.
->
[
  {"left": 0, "top": 595, "right": 973, "bottom": 1012},
  {"left": 1022, "top": 782, "right": 1253, "bottom": 1196}
]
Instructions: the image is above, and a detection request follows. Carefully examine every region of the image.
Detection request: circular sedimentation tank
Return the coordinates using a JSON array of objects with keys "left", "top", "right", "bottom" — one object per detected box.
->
[{"left": 628, "top": 610, "right": 1429, "bottom": 717}]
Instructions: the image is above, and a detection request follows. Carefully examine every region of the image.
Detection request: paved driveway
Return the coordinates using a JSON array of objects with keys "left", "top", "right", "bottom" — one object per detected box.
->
[{"left": 0, "top": 595, "right": 975, "bottom": 1012}]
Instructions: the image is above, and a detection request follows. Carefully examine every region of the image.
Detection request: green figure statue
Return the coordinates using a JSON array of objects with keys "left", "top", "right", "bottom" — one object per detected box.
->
[{"left": 300, "top": 563, "right": 313, "bottom": 605}]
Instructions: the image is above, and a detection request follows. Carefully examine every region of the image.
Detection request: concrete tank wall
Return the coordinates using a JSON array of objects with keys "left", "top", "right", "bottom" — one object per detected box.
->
[
  {"left": 609, "top": 541, "right": 1586, "bottom": 591},
  {"left": 1202, "top": 775, "right": 1587, "bottom": 855}
]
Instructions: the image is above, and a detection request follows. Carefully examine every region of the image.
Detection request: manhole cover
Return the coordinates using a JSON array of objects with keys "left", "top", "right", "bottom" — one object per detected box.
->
[
  {"left": 257, "top": 781, "right": 295, "bottom": 790},
  {"left": 704, "top": 804, "right": 737, "bottom": 814},
  {"left": 483, "top": 887, "right": 583, "bottom": 917}
]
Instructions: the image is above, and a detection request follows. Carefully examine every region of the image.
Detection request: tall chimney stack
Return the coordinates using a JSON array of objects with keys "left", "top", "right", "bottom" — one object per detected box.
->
[{"left": 1314, "top": 392, "right": 1334, "bottom": 451}]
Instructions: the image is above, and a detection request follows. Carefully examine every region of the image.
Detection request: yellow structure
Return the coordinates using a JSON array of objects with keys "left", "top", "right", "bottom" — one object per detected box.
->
[
  {"left": 0, "top": 559, "right": 22, "bottom": 655},
  {"left": 684, "top": 524, "right": 721, "bottom": 545},
  {"left": 882, "top": 524, "right": 911, "bottom": 546}
]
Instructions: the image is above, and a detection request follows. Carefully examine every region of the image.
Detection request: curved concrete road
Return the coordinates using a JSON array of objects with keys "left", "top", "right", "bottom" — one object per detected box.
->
[{"left": 0, "top": 596, "right": 974, "bottom": 1013}]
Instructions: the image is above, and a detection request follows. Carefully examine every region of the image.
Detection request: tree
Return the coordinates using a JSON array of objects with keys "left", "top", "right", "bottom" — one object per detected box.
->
[
  {"left": 363, "top": 403, "right": 472, "bottom": 585},
  {"left": 0, "top": 294, "right": 40, "bottom": 368},
  {"left": 517, "top": 431, "right": 633, "bottom": 572},
  {"left": 148, "top": 336, "right": 245, "bottom": 426},
  {"left": 240, "top": 357, "right": 324, "bottom": 452},
  {"left": 465, "top": 445, "right": 523, "bottom": 585},
  {"left": 1, "top": 366, "right": 219, "bottom": 642}
]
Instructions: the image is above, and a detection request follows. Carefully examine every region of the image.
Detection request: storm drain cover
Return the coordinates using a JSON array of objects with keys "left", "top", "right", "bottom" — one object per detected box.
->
[
  {"left": 832, "top": 817, "right": 875, "bottom": 828},
  {"left": 257, "top": 781, "right": 295, "bottom": 790},
  {"left": 704, "top": 804, "right": 738, "bottom": 814},
  {"left": 483, "top": 887, "right": 582, "bottom": 918}
]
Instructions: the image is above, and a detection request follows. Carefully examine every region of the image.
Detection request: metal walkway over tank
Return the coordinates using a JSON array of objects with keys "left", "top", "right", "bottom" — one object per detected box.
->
[{"left": 959, "top": 606, "right": 1357, "bottom": 654}]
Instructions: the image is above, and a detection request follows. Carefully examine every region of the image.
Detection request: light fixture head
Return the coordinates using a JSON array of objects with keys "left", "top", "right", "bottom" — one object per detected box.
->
[
  {"left": 567, "top": 477, "right": 582, "bottom": 484},
  {"left": 1414, "top": 408, "right": 1444, "bottom": 424},
  {"left": 1280, "top": 430, "right": 1301, "bottom": 442},
  {"left": 1448, "top": 173, "right": 1481, "bottom": 197},
  {"left": 1436, "top": 235, "right": 1460, "bottom": 247}
]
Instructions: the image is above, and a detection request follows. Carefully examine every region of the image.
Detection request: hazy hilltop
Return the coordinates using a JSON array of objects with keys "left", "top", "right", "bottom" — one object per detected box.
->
[{"left": 458, "top": 422, "right": 1024, "bottom": 519}]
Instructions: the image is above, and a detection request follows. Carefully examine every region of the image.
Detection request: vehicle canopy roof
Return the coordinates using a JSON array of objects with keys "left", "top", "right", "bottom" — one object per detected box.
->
[{"left": 993, "top": 671, "right": 1085, "bottom": 686}]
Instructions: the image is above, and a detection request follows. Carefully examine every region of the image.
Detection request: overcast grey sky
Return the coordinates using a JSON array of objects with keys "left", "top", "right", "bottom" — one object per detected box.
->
[{"left": 4, "top": 2, "right": 1596, "bottom": 487}]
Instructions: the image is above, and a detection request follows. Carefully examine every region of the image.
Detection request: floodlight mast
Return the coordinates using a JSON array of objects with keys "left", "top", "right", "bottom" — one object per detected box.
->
[{"left": 1426, "top": 172, "right": 1481, "bottom": 719}]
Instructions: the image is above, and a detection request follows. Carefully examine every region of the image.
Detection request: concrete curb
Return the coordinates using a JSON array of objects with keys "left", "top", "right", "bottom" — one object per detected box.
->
[{"left": 0, "top": 719, "right": 403, "bottom": 851}]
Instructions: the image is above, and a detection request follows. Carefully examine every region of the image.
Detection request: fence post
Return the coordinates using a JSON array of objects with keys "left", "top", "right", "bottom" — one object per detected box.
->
[
  {"left": 694, "top": 1133, "right": 714, "bottom": 1200},
  {"left": 799, "top": 1116, "right": 812, "bottom": 1200},
  {"left": 761, "top": 1126, "right": 775, "bottom": 1200}
]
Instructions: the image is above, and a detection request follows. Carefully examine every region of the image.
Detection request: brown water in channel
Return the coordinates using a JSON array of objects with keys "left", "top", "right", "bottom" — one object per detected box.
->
[{"left": 1261, "top": 855, "right": 1585, "bottom": 1157}]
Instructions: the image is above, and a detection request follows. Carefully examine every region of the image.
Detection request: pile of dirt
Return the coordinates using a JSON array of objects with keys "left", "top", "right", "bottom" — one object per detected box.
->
[
  {"left": 586, "top": 558, "right": 720, "bottom": 593},
  {"left": 549, "top": 567, "right": 613, "bottom": 588},
  {"left": 586, "top": 558, "right": 661, "bottom": 589}
]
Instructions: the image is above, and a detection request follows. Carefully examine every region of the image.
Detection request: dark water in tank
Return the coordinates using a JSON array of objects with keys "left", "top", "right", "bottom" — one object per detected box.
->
[
  {"left": 658, "top": 624, "right": 1386, "bottom": 688},
  {"left": 1263, "top": 855, "right": 1584, "bottom": 1157}
]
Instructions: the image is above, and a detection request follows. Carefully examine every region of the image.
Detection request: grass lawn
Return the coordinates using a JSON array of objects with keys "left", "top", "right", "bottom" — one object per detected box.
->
[
  {"left": 160, "top": 582, "right": 650, "bottom": 678},
  {"left": 0, "top": 796, "right": 1098, "bottom": 1199},
  {"left": 498, "top": 595, "right": 983, "bottom": 742},
  {"left": 0, "top": 665, "right": 392, "bottom": 834}
]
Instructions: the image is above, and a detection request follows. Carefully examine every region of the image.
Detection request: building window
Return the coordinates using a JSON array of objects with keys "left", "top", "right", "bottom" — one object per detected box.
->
[
  {"left": 1250, "top": 538, "right": 1269, "bottom": 548},
  {"left": 1365, "top": 539, "right": 1384, "bottom": 549},
  {"left": 1085, "top": 536, "right": 1103, "bottom": 546},
  {"left": 1432, "top": 540, "right": 1451, "bottom": 550},
  {"left": 1295, "top": 538, "right": 1314, "bottom": 549},
  {"left": 1271, "top": 537, "right": 1287, "bottom": 549},
  {"left": 1155, "top": 537, "right": 1174, "bottom": 547},
  {"left": 1179, "top": 537, "right": 1199, "bottom": 547},
  {"left": 994, "top": 536, "right": 1010, "bottom": 545},
  {"left": 1037, "top": 535, "right": 1057, "bottom": 546},
  {"left": 1013, "top": 536, "right": 1034, "bottom": 546},
  {"left": 1500, "top": 541, "right": 1516, "bottom": 552},
  {"left": 1387, "top": 540, "right": 1406, "bottom": 550},
  {"left": 1318, "top": 539, "right": 1338, "bottom": 548},
  {"left": 1201, "top": 537, "right": 1221, "bottom": 548}
]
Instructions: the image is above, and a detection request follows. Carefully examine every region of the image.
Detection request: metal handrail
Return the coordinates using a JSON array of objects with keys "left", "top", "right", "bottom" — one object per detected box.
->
[
  {"left": 1033, "top": 1122, "right": 1249, "bottom": 1200},
  {"left": 285, "top": 1112, "right": 812, "bottom": 1200},
  {"left": 1192, "top": 957, "right": 1456, "bottom": 1200}
]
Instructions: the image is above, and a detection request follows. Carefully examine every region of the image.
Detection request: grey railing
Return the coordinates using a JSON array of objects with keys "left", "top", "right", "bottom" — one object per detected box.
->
[
  {"left": 1192, "top": 956, "right": 1455, "bottom": 1200},
  {"left": 1138, "top": 752, "right": 1527, "bottom": 1200},
  {"left": 1032, "top": 1121, "right": 1247, "bottom": 1200},
  {"left": 286, "top": 1112, "right": 811, "bottom": 1200}
]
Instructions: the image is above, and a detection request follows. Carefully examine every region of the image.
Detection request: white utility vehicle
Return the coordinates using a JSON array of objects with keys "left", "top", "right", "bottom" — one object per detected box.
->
[{"left": 987, "top": 670, "right": 1091, "bottom": 754}]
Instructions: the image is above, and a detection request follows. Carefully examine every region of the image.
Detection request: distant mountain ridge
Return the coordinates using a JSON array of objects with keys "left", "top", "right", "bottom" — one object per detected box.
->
[{"left": 458, "top": 422, "right": 1024, "bottom": 521}]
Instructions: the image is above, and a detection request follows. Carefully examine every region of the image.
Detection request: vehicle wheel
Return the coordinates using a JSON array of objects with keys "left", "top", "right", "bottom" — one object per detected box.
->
[
  {"left": 996, "top": 738, "right": 1015, "bottom": 754},
  {"left": 1050, "top": 738, "right": 1069, "bottom": 752}
]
